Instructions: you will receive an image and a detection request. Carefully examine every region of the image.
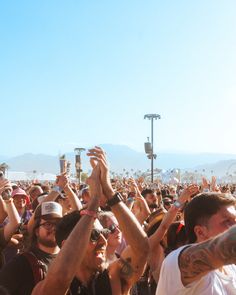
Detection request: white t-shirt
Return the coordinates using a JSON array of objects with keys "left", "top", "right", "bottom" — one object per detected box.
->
[{"left": 156, "top": 245, "right": 236, "bottom": 295}]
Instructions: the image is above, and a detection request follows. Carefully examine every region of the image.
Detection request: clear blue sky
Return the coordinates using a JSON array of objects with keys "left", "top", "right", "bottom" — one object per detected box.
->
[{"left": 1, "top": 0, "right": 236, "bottom": 156}]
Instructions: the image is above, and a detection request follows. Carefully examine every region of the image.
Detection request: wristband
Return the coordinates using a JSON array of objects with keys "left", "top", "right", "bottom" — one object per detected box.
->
[
  {"left": 80, "top": 209, "right": 97, "bottom": 219},
  {"left": 107, "top": 192, "right": 124, "bottom": 207},
  {"left": 173, "top": 200, "right": 184, "bottom": 209},
  {"left": 52, "top": 186, "right": 62, "bottom": 193}
]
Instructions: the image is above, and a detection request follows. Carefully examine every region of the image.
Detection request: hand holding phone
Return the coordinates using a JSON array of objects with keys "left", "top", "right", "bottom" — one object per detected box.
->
[{"left": 0, "top": 172, "right": 12, "bottom": 200}]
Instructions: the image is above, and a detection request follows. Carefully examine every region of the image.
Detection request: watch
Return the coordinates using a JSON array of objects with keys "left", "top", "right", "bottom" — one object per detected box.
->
[
  {"left": 173, "top": 200, "right": 183, "bottom": 209},
  {"left": 107, "top": 192, "right": 124, "bottom": 207},
  {"left": 52, "top": 185, "right": 62, "bottom": 193}
]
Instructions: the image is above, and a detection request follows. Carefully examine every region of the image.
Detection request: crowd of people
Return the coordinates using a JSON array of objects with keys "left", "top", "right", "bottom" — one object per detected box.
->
[{"left": 0, "top": 146, "right": 235, "bottom": 294}]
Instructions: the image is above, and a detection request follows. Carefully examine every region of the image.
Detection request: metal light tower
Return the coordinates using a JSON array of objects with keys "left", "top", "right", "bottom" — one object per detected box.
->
[
  {"left": 74, "top": 148, "right": 85, "bottom": 186},
  {"left": 144, "top": 114, "right": 161, "bottom": 183}
]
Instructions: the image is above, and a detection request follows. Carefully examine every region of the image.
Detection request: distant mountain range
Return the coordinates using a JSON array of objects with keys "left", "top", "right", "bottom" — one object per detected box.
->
[{"left": 1, "top": 144, "right": 236, "bottom": 177}]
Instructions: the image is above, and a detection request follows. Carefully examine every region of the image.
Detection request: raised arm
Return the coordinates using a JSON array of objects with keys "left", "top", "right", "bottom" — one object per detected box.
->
[
  {"left": 0, "top": 179, "right": 9, "bottom": 223},
  {"left": 32, "top": 163, "right": 102, "bottom": 295},
  {"left": 148, "top": 185, "right": 198, "bottom": 283},
  {"left": 179, "top": 224, "right": 236, "bottom": 286},
  {"left": 149, "top": 184, "right": 199, "bottom": 250},
  {"left": 2, "top": 197, "right": 21, "bottom": 241},
  {"left": 63, "top": 184, "right": 83, "bottom": 211},
  {"left": 130, "top": 179, "right": 150, "bottom": 224},
  {"left": 87, "top": 147, "right": 149, "bottom": 291}
]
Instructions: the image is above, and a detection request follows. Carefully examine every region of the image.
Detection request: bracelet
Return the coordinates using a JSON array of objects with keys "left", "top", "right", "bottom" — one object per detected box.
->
[
  {"left": 173, "top": 200, "right": 184, "bottom": 209},
  {"left": 52, "top": 186, "right": 62, "bottom": 193},
  {"left": 107, "top": 192, "right": 124, "bottom": 207},
  {"left": 80, "top": 209, "right": 97, "bottom": 219}
]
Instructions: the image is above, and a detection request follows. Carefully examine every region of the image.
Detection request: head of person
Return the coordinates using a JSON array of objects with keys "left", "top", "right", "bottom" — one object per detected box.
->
[
  {"left": 98, "top": 211, "right": 122, "bottom": 250},
  {"left": 146, "top": 208, "right": 166, "bottom": 237},
  {"left": 31, "top": 202, "right": 63, "bottom": 250},
  {"left": 32, "top": 193, "right": 48, "bottom": 211},
  {"left": 169, "top": 186, "right": 177, "bottom": 197},
  {"left": 28, "top": 185, "right": 44, "bottom": 201},
  {"left": 80, "top": 187, "right": 91, "bottom": 205},
  {"left": 56, "top": 211, "right": 108, "bottom": 272},
  {"left": 12, "top": 188, "right": 30, "bottom": 210},
  {"left": 162, "top": 197, "right": 173, "bottom": 211},
  {"left": 141, "top": 189, "right": 158, "bottom": 208},
  {"left": 184, "top": 192, "right": 236, "bottom": 243},
  {"left": 165, "top": 221, "right": 187, "bottom": 256}
]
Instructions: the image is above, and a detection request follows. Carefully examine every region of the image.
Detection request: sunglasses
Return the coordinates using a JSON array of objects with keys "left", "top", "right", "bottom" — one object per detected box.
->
[
  {"left": 90, "top": 228, "right": 110, "bottom": 243},
  {"left": 107, "top": 224, "right": 119, "bottom": 234},
  {"left": 164, "top": 202, "right": 172, "bottom": 206}
]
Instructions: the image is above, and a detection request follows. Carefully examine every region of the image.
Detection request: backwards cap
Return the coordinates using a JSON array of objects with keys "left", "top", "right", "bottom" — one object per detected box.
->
[{"left": 34, "top": 202, "right": 63, "bottom": 220}]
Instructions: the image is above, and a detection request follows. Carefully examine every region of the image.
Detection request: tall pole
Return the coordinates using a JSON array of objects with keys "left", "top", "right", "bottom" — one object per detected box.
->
[
  {"left": 74, "top": 148, "right": 85, "bottom": 186},
  {"left": 144, "top": 114, "right": 161, "bottom": 183},
  {"left": 151, "top": 117, "right": 154, "bottom": 183}
]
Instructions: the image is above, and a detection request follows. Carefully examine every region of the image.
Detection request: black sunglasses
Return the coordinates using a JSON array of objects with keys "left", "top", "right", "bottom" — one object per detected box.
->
[
  {"left": 90, "top": 228, "right": 110, "bottom": 243},
  {"left": 108, "top": 224, "right": 119, "bottom": 234}
]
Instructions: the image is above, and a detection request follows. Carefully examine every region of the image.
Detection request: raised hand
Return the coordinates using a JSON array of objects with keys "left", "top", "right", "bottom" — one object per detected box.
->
[
  {"left": 210, "top": 176, "right": 219, "bottom": 192},
  {"left": 56, "top": 172, "right": 69, "bottom": 190},
  {"left": 87, "top": 146, "right": 114, "bottom": 198},
  {"left": 86, "top": 159, "right": 103, "bottom": 198},
  {"left": 0, "top": 178, "right": 12, "bottom": 197},
  {"left": 178, "top": 184, "right": 199, "bottom": 204},
  {"left": 202, "top": 177, "right": 209, "bottom": 191}
]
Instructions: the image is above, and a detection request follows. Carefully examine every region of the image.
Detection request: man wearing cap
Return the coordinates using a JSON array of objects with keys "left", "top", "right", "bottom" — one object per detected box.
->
[{"left": 0, "top": 201, "right": 63, "bottom": 295}]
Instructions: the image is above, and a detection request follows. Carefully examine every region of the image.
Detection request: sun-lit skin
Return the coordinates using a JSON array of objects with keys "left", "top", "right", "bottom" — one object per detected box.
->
[
  {"left": 179, "top": 204, "right": 236, "bottom": 286},
  {"left": 145, "top": 193, "right": 158, "bottom": 207},
  {"left": 13, "top": 195, "right": 27, "bottom": 215},
  {"left": 74, "top": 228, "right": 108, "bottom": 285},
  {"left": 104, "top": 216, "right": 122, "bottom": 263},
  {"left": 195, "top": 205, "right": 236, "bottom": 242}
]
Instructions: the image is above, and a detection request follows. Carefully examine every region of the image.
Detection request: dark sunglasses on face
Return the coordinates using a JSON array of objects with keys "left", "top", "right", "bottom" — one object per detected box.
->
[
  {"left": 90, "top": 228, "right": 110, "bottom": 243},
  {"left": 108, "top": 224, "right": 119, "bottom": 234},
  {"left": 164, "top": 202, "right": 172, "bottom": 206}
]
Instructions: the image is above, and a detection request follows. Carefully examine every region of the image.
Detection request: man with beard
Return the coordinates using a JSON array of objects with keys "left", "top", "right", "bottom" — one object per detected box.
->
[
  {"left": 0, "top": 201, "right": 62, "bottom": 295},
  {"left": 32, "top": 147, "right": 149, "bottom": 295},
  {"left": 141, "top": 189, "right": 159, "bottom": 211}
]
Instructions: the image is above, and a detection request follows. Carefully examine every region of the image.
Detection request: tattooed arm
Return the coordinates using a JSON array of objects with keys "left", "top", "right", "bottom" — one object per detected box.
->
[
  {"left": 87, "top": 147, "right": 149, "bottom": 291},
  {"left": 179, "top": 224, "right": 236, "bottom": 286}
]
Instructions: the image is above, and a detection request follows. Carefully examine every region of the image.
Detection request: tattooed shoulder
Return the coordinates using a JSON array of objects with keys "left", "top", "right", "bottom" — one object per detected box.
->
[
  {"left": 119, "top": 257, "right": 134, "bottom": 278},
  {"left": 179, "top": 228, "right": 236, "bottom": 286}
]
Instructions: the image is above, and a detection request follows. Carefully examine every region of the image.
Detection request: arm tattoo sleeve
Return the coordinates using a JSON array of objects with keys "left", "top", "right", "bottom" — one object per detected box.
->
[{"left": 179, "top": 225, "right": 236, "bottom": 285}]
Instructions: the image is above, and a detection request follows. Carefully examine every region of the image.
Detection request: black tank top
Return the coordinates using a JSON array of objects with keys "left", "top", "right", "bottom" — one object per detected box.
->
[{"left": 68, "top": 269, "right": 112, "bottom": 295}]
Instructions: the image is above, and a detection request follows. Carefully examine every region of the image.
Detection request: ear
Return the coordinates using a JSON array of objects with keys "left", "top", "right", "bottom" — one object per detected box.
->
[{"left": 194, "top": 225, "right": 209, "bottom": 242}]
